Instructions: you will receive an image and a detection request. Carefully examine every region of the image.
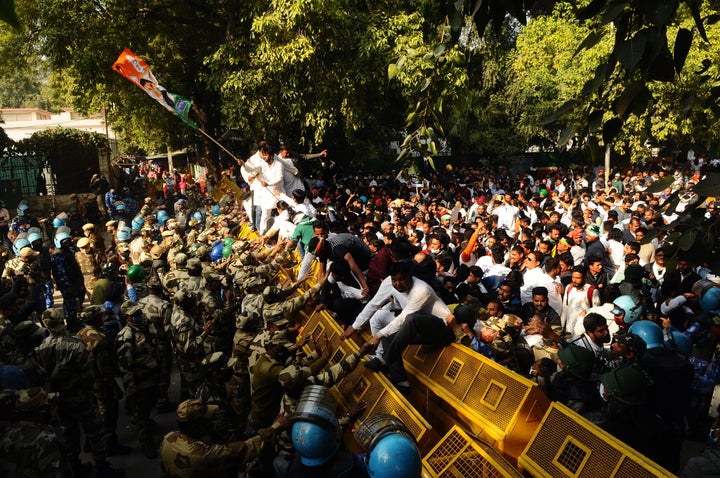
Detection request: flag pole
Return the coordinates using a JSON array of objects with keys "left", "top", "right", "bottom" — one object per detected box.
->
[{"left": 196, "top": 127, "right": 245, "bottom": 165}]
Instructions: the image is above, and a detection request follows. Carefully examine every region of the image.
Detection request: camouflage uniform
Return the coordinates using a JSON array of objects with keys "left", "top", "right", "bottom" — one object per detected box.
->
[
  {"left": 198, "top": 273, "right": 233, "bottom": 355},
  {"left": 35, "top": 309, "right": 108, "bottom": 470},
  {"left": 195, "top": 353, "right": 242, "bottom": 443},
  {"left": 160, "top": 399, "right": 277, "bottom": 478},
  {"left": 180, "top": 259, "right": 203, "bottom": 295},
  {"left": 2, "top": 256, "right": 30, "bottom": 279},
  {"left": 0, "top": 388, "right": 72, "bottom": 478},
  {"left": 475, "top": 313, "right": 523, "bottom": 370},
  {"left": 138, "top": 288, "right": 174, "bottom": 407},
  {"left": 248, "top": 335, "right": 294, "bottom": 431},
  {"left": 7, "top": 323, "right": 47, "bottom": 388},
  {"left": 160, "top": 264, "right": 190, "bottom": 297},
  {"left": 76, "top": 318, "right": 123, "bottom": 447},
  {"left": 275, "top": 351, "right": 364, "bottom": 457},
  {"left": 262, "top": 281, "right": 323, "bottom": 326},
  {"left": 116, "top": 304, "right": 159, "bottom": 456},
  {"left": 169, "top": 290, "right": 207, "bottom": 399},
  {"left": 0, "top": 313, "right": 18, "bottom": 363}
]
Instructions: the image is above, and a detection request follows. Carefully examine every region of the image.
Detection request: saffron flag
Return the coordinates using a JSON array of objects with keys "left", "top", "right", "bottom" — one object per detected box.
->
[{"left": 112, "top": 48, "right": 198, "bottom": 129}]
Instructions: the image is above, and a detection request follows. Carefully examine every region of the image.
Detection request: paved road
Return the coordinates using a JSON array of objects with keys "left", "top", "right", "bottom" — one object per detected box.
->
[{"left": 79, "top": 368, "right": 180, "bottom": 476}]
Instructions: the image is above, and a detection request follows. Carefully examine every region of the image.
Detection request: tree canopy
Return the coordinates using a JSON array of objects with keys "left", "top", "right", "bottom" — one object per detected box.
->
[{"left": 0, "top": 0, "right": 719, "bottom": 172}]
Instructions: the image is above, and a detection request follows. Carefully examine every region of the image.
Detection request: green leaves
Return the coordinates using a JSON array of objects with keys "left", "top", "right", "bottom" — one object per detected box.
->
[{"left": 388, "top": 63, "right": 399, "bottom": 80}]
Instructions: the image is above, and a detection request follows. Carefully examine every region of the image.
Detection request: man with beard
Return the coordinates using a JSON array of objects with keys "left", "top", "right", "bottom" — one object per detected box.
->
[{"left": 572, "top": 313, "right": 612, "bottom": 376}]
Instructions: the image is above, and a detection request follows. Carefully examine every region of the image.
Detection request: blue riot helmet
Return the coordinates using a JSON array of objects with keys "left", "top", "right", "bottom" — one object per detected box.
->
[
  {"left": 52, "top": 216, "right": 66, "bottom": 228},
  {"left": 291, "top": 385, "right": 340, "bottom": 466},
  {"left": 157, "top": 210, "right": 170, "bottom": 227},
  {"left": 192, "top": 211, "right": 204, "bottom": 222},
  {"left": 54, "top": 232, "right": 72, "bottom": 249},
  {"left": 211, "top": 204, "right": 221, "bottom": 216},
  {"left": 12, "top": 238, "right": 31, "bottom": 256},
  {"left": 291, "top": 421, "right": 340, "bottom": 466},
  {"left": 699, "top": 286, "right": 720, "bottom": 315},
  {"left": 628, "top": 320, "right": 664, "bottom": 349},
  {"left": 210, "top": 243, "right": 224, "bottom": 263},
  {"left": 612, "top": 295, "right": 643, "bottom": 325},
  {"left": 27, "top": 232, "right": 43, "bottom": 250},
  {"left": 355, "top": 414, "right": 421, "bottom": 478},
  {"left": 16, "top": 202, "right": 29, "bottom": 217},
  {"left": 368, "top": 433, "right": 421, "bottom": 478},
  {"left": 116, "top": 226, "right": 131, "bottom": 243},
  {"left": 667, "top": 331, "right": 693, "bottom": 358},
  {"left": 131, "top": 215, "right": 145, "bottom": 231}
]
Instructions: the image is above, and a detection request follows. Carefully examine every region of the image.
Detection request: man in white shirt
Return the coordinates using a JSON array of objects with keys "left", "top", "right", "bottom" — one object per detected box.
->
[
  {"left": 340, "top": 262, "right": 454, "bottom": 366},
  {"left": 239, "top": 142, "right": 270, "bottom": 231},
  {"left": 490, "top": 193, "right": 519, "bottom": 239},
  {"left": 256, "top": 148, "right": 284, "bottom": 234}
]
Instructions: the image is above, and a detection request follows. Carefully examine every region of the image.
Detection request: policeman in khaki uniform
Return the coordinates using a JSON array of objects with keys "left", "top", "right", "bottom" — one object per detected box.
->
[
  {"left": 76, "top": 305, "right": 129, "bottom": 455},
  {"left": 116, "top": 300, "right": 160, "bottom": 458},
  {"left": 76, "top": 237, "right": 101, "bottom": 299},
  {"left": 160, "top": 398, "right": 283, "bottom": 478}
]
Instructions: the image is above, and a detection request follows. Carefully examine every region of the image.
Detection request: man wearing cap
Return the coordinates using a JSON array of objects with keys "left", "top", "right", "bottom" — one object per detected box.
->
[
  {"left": 180, "top": 258, "right": 204, "bottom": 294},
  {"left": 116, "top": 300, "right": 160, "bottom": 458},
  {"left": 138, "top": 276, "right": 174, "bottom": 412},
  {"left": 195, "top": 352, "right": 242, "bottom": 442},
  {"left": 248, "top": 333, "right": 294, "bottom": 439},
  {"left": 76, "top": 305, "right": 129, "bottom": 455},
  {"left": 169, "top": 289, "right": 207, "bottom": 399},
  {"left": 160, "top": 398, "right": 282, "bottom": 477},
  {"left": 198, "top": 269, "right": 233, "bottom": 355},
  {"left": 76, "top": 236, "right": 102, "bottom": 299},
  {"left": 0, "top": 387, "right": 75, "bottom": 477},
  {"left": 36, "top": 308, "right": 116, "bottom": 475},
  {"left": 2, "top": 243, "right": 41, "bottom": 280},
  {"left": 162, "top": 252, "right": 190, "bottom": 295},
  {"left": 9, "top": 320, "right": 47, "bottom": 387}
]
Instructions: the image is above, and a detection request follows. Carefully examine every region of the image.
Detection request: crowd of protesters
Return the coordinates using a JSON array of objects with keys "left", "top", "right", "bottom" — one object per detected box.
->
[{"left": 0, "top": 141, "right": 719, "bottom": 477}]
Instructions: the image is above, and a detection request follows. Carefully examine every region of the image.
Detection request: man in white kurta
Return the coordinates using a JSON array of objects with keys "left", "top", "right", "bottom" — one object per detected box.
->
[
  {"left": 256, "top": 153, "right": 284, "bottom": 234},
  {"left": 240, "top": 148, "right": 266, "bottom": 230}
]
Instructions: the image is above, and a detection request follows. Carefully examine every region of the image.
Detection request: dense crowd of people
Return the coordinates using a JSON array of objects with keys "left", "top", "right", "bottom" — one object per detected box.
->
[{"left": 0, "top": 142, "right": 719, "bottom": 477}]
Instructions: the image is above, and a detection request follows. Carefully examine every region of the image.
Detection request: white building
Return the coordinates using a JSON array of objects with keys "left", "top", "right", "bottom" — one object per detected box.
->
[{"left": 1, "top": 107, "right": 116, "bottom": 142}]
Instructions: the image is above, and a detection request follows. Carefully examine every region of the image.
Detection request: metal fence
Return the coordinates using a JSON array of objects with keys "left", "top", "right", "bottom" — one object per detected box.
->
[{"left": 0, "top": 154, "right": 45, "bottom": 207}]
